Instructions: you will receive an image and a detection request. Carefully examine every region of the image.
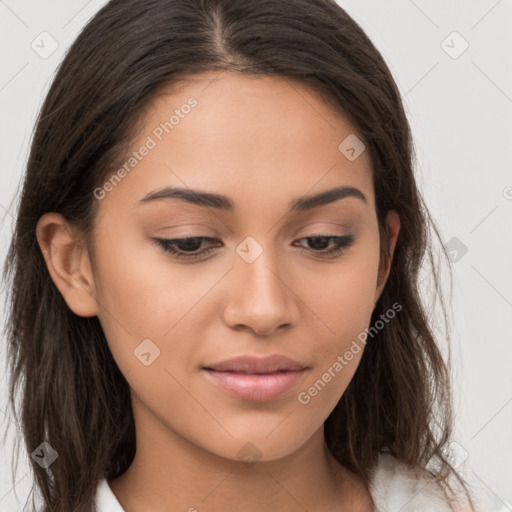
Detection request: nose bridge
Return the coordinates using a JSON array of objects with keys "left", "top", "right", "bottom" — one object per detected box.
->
[
  {"left": 223, "top": 234, "right": 298, "bottom": 334},
  {"left": 235, "top": 234, "right": 287, "bottom": 302}
]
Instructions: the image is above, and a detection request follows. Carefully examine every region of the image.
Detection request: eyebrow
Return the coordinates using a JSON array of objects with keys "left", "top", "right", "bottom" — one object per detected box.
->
[{"left": 136, "top": 185, "right": 367, "bottom": 212}]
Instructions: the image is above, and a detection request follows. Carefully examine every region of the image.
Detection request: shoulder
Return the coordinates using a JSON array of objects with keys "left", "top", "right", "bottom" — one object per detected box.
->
[
  {"left": 95, "top": 477, "right": 125, "bottom": 512},
  {"left": 368, "top": 452, "right": 463, "bottom": 512}
]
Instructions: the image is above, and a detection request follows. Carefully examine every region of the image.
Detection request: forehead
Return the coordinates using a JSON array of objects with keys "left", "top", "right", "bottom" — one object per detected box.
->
[{"left": 101, "top": 72, "right": 375, "bottom": 215}]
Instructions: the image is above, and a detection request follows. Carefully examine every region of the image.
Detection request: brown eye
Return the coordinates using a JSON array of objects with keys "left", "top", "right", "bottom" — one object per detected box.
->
[{"left": 293, "top": 235, "right": 355, "bottom": 257}]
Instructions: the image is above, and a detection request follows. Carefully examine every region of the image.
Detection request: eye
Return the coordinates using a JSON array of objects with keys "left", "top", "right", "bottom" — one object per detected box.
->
[
  {"left": 151, "top": 236, "right": 219, "bottom": 260},
  {"left": 293, "top": 234, "right": 355, "bottom": 257},
  {"left": 151, "top": 234, "right": 355, "bottom": 261}
]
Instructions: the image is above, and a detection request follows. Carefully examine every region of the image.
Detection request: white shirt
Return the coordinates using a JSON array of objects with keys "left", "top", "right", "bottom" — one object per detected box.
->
[{"left": 94, "top": 452, "right": 497, "bottom": 511}]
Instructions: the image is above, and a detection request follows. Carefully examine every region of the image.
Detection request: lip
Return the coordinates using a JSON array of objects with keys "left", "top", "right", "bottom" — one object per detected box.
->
[
  {"left": 201, "top": 354, "right": 309, "bottom": 401},
  {"left": 202, "top": 368, "right": 308, "bottom": 401},
  {"left": 203, "top": 354, "right": 307, "bottom": 373}
]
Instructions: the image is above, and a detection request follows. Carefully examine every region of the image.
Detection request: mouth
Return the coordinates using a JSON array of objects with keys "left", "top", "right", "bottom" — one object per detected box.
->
[{"left": 201, "top": 368, "right": 308, "bottom": 402}]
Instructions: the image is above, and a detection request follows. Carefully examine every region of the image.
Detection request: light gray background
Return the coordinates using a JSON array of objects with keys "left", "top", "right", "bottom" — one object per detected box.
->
[{"left": 1, "top": 1, "right": 511, "bottom": 510}]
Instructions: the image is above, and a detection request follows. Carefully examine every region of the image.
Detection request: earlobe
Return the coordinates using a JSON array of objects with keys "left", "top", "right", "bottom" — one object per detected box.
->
[{"left": 36, "top": 212, "right": 99, "bottom": 317}]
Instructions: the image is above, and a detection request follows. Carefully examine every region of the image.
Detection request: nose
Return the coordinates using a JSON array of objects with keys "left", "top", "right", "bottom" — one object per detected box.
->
[{"left": 221, "top": 248, "right": 300, "bottom": 336}]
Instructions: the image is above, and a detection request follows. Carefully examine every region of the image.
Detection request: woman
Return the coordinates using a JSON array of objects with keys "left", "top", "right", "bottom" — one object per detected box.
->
[{"left": 3, "top": 0, "right": 489, "bottom": 510}]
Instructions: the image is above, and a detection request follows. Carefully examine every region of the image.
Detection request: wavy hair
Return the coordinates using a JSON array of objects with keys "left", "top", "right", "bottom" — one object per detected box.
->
[{"left": 2, "top": 0, "right": 477, "bottom": 510}]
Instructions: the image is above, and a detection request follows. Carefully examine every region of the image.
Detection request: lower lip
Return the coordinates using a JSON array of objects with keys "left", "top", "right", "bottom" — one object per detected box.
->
[{"left": 202, "top": 369, "right": 307, "bottom": 401}]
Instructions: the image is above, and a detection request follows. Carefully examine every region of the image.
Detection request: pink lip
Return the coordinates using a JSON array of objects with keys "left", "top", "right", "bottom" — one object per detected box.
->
[
  {"left": 202, "top": 368, "right": 308, "bottom": 401},
  {"left": 203, "top": 354, "right": 307, "bottom": 373}
]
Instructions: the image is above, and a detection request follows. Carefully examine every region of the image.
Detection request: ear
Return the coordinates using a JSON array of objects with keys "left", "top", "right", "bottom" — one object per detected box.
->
[
  {"left": 374, "top": 209, "right": 400, "bottom": 306},
  {"left": 36, "top": 212, "right": 99, "bottom": 317}
]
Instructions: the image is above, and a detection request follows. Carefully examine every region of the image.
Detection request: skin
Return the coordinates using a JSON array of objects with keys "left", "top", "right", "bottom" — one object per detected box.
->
[{"left": 36, "top": 71, "right": 400, "bottom": 512}]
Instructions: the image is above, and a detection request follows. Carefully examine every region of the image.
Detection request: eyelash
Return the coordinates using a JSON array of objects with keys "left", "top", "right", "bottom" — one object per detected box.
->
[{"left": 151, "top": 234, "right": 355, "bottom": 260}]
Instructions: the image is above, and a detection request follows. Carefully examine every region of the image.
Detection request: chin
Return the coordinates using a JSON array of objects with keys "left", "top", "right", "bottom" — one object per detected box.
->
[{"left": 199, "top": 424, "right": 312, "bottom": 464}]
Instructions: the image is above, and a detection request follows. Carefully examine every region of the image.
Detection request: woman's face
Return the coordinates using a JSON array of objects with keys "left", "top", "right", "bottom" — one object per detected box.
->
[{"left": 67, "top": 72, "right": 399, "bottom": 462}]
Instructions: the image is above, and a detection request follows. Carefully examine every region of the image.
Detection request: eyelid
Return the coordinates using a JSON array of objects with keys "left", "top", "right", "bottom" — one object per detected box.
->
[{"left": 288, "top": 220, "right": 353, "bottom": 239}]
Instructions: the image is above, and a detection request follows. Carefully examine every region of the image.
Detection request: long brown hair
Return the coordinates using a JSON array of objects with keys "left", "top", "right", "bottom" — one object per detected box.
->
[{"left": 2, "top": 0, "right": 477, "bottom": 510}]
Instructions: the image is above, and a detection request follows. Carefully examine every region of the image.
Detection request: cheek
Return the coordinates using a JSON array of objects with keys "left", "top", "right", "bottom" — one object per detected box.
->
[
  {"left": 91, "top": 224, "right": 228, "bottom": 389},
  {"left": 306, "top": 241, "right": 380, "bottom": 342},
  {"left": 91, "top": 225, "right": 183, "bottom": 367},
  {"left": 298, "top": 242, "right": 379, "bottom": 397},
  {"left": 93, "top": 220, "right": 199, "bottom": 330},
  {"left": 91, "top": 240, "right": 206, "bottom": 425}
]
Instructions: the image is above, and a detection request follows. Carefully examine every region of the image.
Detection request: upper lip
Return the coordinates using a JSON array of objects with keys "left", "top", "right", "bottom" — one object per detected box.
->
[{"left": 202, "top": 354, "right": 308, "bottom": 374}]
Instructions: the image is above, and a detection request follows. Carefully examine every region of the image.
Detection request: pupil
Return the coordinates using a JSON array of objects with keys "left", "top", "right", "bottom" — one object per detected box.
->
[
  {"left": 181, "top": 238, "right": 201, "bottom": 251},
  {"left": 309, "top": 236, "right": 328, "bottom": 250}
]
